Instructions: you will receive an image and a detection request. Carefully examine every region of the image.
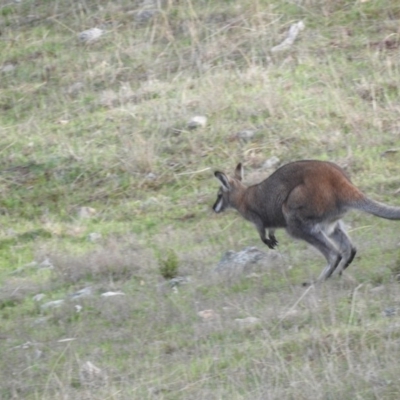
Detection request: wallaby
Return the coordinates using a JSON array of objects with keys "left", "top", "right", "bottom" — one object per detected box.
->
[{"left": 213, "top": 160, "right": 400, "bottom": 280}]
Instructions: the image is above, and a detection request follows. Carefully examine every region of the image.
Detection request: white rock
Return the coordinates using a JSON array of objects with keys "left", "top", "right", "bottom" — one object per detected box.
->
[
  {"left": 101, "top": 291, "right": 125, "bottom": 297},
  {"left": 262, "top": 156, "right": 280, "bottom": 169},
  {"left": 1, "top": 64, "right": 16, "bottom": 73},
  {"left": 235, "top": 317, "right": 261, "bottom": 328},
  {"left": 79, "top": 361, "right": 106, "bottom": 386},
  {"left": 188, "top": 115, "right": 207, "bottom": 129},
  {"left": 198, "top": 309, "right": 219, "bottom": 321},
  {"left": 38, "top": 257, "right": 54, "bottom": 269},
  {"left": 146, "top": 172, "right": 157, "bottom": 180},
  {"left": 78, "top": 28, "right": 104, "bottom": 43},
  {"left": 70, "top": 287, "right": 92, "bottom": 299},
  {"left": 41, "top": 300, "right": 64, "bottom": 310},
  {"left": 135, "top": 9, "right": 157, "bottom": 23},
  {"left": 237, "top": 130, "right": 256, "bottom": 141},
  {"left": 88, "top": 232, "right": 102, "bottom": 242},
  {"left": 77, "top": 206, "right": 96, "bottom": 219},
  {"left": 33, "top": 293, "right": 46, "bottom": 302},
  {"left": 271, "top": 21, "right": 305, "bottom": 53},
  {"left": 67, "top": 81, "right": 84, "bottom": 95}
]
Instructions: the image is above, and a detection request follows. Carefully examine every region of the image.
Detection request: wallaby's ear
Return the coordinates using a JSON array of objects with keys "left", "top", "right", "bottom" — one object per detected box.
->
[
  {"left": 234, "top": 163, "right": 243, "bottom": 181},
  {"left": 214, "top": 171, "right": 230, "bottom": 191}
]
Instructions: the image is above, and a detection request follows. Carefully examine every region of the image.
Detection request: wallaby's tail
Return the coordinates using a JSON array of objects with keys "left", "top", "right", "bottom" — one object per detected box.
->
[{"left": 353, "top": 197, "right": 400, "bottom": 220}]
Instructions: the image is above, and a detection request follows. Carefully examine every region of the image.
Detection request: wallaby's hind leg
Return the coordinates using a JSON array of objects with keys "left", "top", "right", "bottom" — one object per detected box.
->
[
  {"left": 328, "top": 221, "right": 357, "bottom": 275},
  {"left": 285, "top": 218, "right": 342, "bottom": 281}
]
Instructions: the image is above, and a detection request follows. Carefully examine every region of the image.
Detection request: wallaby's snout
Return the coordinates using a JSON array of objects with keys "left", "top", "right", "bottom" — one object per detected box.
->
[
  {"left": 213, "top": 187, "right": 226, "bottom": 213},
  {"left": 213, "top": 164, "right": 244, "bottom": 214},
  {"left": 213, "top": 172, "right": 231, "bottom": 213}
]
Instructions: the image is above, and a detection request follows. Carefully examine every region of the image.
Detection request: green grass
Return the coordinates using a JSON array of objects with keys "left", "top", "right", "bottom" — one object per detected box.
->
[{"left": 2, "top": 0, "right": 400, "bottom": 398}]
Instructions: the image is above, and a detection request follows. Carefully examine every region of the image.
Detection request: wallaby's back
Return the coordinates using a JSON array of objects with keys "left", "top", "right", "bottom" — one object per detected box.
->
[{"left": 244, "top": 160, "right": 364, "bottom": 227}]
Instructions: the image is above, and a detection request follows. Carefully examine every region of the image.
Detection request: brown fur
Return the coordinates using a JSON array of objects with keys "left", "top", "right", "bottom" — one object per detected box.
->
[{"left": 213, "top": 160, "right": 400, "bottom": 280}]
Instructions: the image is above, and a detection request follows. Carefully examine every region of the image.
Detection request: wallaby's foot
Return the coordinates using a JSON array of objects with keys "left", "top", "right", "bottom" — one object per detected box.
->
[
  {"left": 263, "top": 237, "right": 278, "bottom": 249},
  {"left": 343, "top": 247, "right": 357, "bottom": 270},
  {"left": 269, "top": 234, "right": 278, "bottom": 248}
]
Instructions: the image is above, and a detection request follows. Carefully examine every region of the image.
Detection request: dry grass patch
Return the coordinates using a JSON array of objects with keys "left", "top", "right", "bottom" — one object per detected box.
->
[{"left": 45, "top": 235, "right": 156, "bottom": 284}]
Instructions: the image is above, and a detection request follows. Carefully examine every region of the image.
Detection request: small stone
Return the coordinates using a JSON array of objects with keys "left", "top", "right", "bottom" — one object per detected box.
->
[
  {"left": 135, "top": 9, "right": 157, "bottom": 23},
  {"left": 383, "top": 307, "right": 397, "bottom": 317},
  {"left": 101, "top": 291, "right": 125, "bottom": 297},
  {"left": 370, "top": 285, "right": 385, "bottom": 294},
  {"left": 78, "top": 28, "right": 104, "bottom": 43},
  {"left": 67, "top": 81, "right": 84, "bottom": 95},
  {"left": 146, "top": 172, "right": 157, "bottom": 180},
  {"left": 79, "top": 361, "right": 106, "bottom": 386},
  {"left": 33, "top": 293, "right": 46, "bottom": 302},
  {"left": 32, "top": 317, "right": 49, "bottom": 325},
  {"left": 169, "top": 276, "right": 190, "bottom": 287},
  {"left": 41, "top": 300, "right": 64, "bottom": 310},
  {"left": 198, "top": 309, "right": 219, "bottom": 321},
  {"left": 262, "top": 156, "right": 280, "bottom": 169},
  {"left": 38, "top": 258, "right": 54, "bottom": 269},
  {"left": 188, "top": 116, "right": 207, "bottom": 129},
  {"left": 271, "top": 21, "right": 305, "bottom": 53},
  {"left": 77, "top": 207, "right": 96, "bottom": 219},
  {"left": 215, "top": 246, "right": 270, "bottom": 274},
  {"left": 88, "top": 232, "right": 102, "bottom": 242},
  {"left": 237, "top": 130, "right": 255, "bottom": 141},
  {"left": 75, "top": 305, "right": 83, "bottom": 313},
  {"left": 1, "top": 64, "right": 16, "bottom": 73},
  {"left": 235, "top": 317, "right": 261, "bottom": 328},
  {"left": 70, "top": 287, "right": 92, "bottom": 300}
]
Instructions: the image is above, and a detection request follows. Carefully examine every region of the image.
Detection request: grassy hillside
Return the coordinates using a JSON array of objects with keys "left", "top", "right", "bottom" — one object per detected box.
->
[{"left": 1, "top": 0, "right": 400, "bottom": 398}]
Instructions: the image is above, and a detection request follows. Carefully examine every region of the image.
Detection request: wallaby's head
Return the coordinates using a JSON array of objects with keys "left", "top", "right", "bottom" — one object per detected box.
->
[{"left": 213, "top": 163, "right": 246, "bottom": 213}]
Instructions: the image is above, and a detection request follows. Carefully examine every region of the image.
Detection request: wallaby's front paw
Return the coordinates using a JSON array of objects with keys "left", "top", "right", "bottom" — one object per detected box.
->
[
  {"left": 263, "top": 237, "right": 278, "bottom": 249},
  {"left": 269, "top": 235, "right": 278, "bottom": 249}
]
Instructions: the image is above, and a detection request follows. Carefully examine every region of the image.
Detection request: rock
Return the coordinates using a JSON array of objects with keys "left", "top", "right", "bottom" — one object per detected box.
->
[
  {"left": 168, "top": 276, "right": 190, "bottom": 288},
  {"left": 66, "top": 82, "right": 84, "bottom": 96},
  {"left": 99, "top": 89, "right": 118, "bottom": 107},
  {"left": 262, "top": 156, "right": 280, "bottom": 169},
  {"left": 78, "top": 28, "right": 104, "bottom": 43},
  {"left": 41, "top": 300, "right": 64, "bottom": 310},
  {"left": 237, "top": 130, "right": 256, "bottom": 141},
  {"left": 75, "top": 305, "right": 83, "bottom": 313},
  {"left": 77, "top": 207, "right": 96, "bottom": 219},
  {"left": 383, "top": 307, "right": 397, "bottom": 317},
  {"left": 188, "top": 116, "right": 207, "bottom": 129},
  {"left": 101, "top": 291, "right": 125, "bottom": 297},
  {"left": 79, "top": 361, "right": 106, "bottom": 387},
  {"left": 369, "top": 285, "right": 385, "bottom": 294},
  {"left": 1, "top": 64, "right": 16, "bottom": 73},
  {"left": 69, "top": 287, "right": 92, "bottom": 300},
  {"left": 33, "top": 293, "right": 46, "bottom": 302},
  {"left": 235, "top": 317, "right": 261, "bottom": 329},
  {"left": 32, "top": 317, "right": 49, "bottom": 326},
  {"left": 271, "top": 21, "right": 305, "bottom": 53},
  {"left": 198, "top": 309, "right": 219, "bottom": 321},
  {"left": 135, "top": 9, "right": 157, "bottom": 23},
  {"left": 38, "top": 257, "right": 54, "bottom": 269},
  {"left": 215, "top": 246, "right": 276, "bottom": 274},
  {"left": 88, "top": 232, "right": 102, "bottom": 242},
  {"left": 146, "top": 172, "right": 157, "bottom": 180}
]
